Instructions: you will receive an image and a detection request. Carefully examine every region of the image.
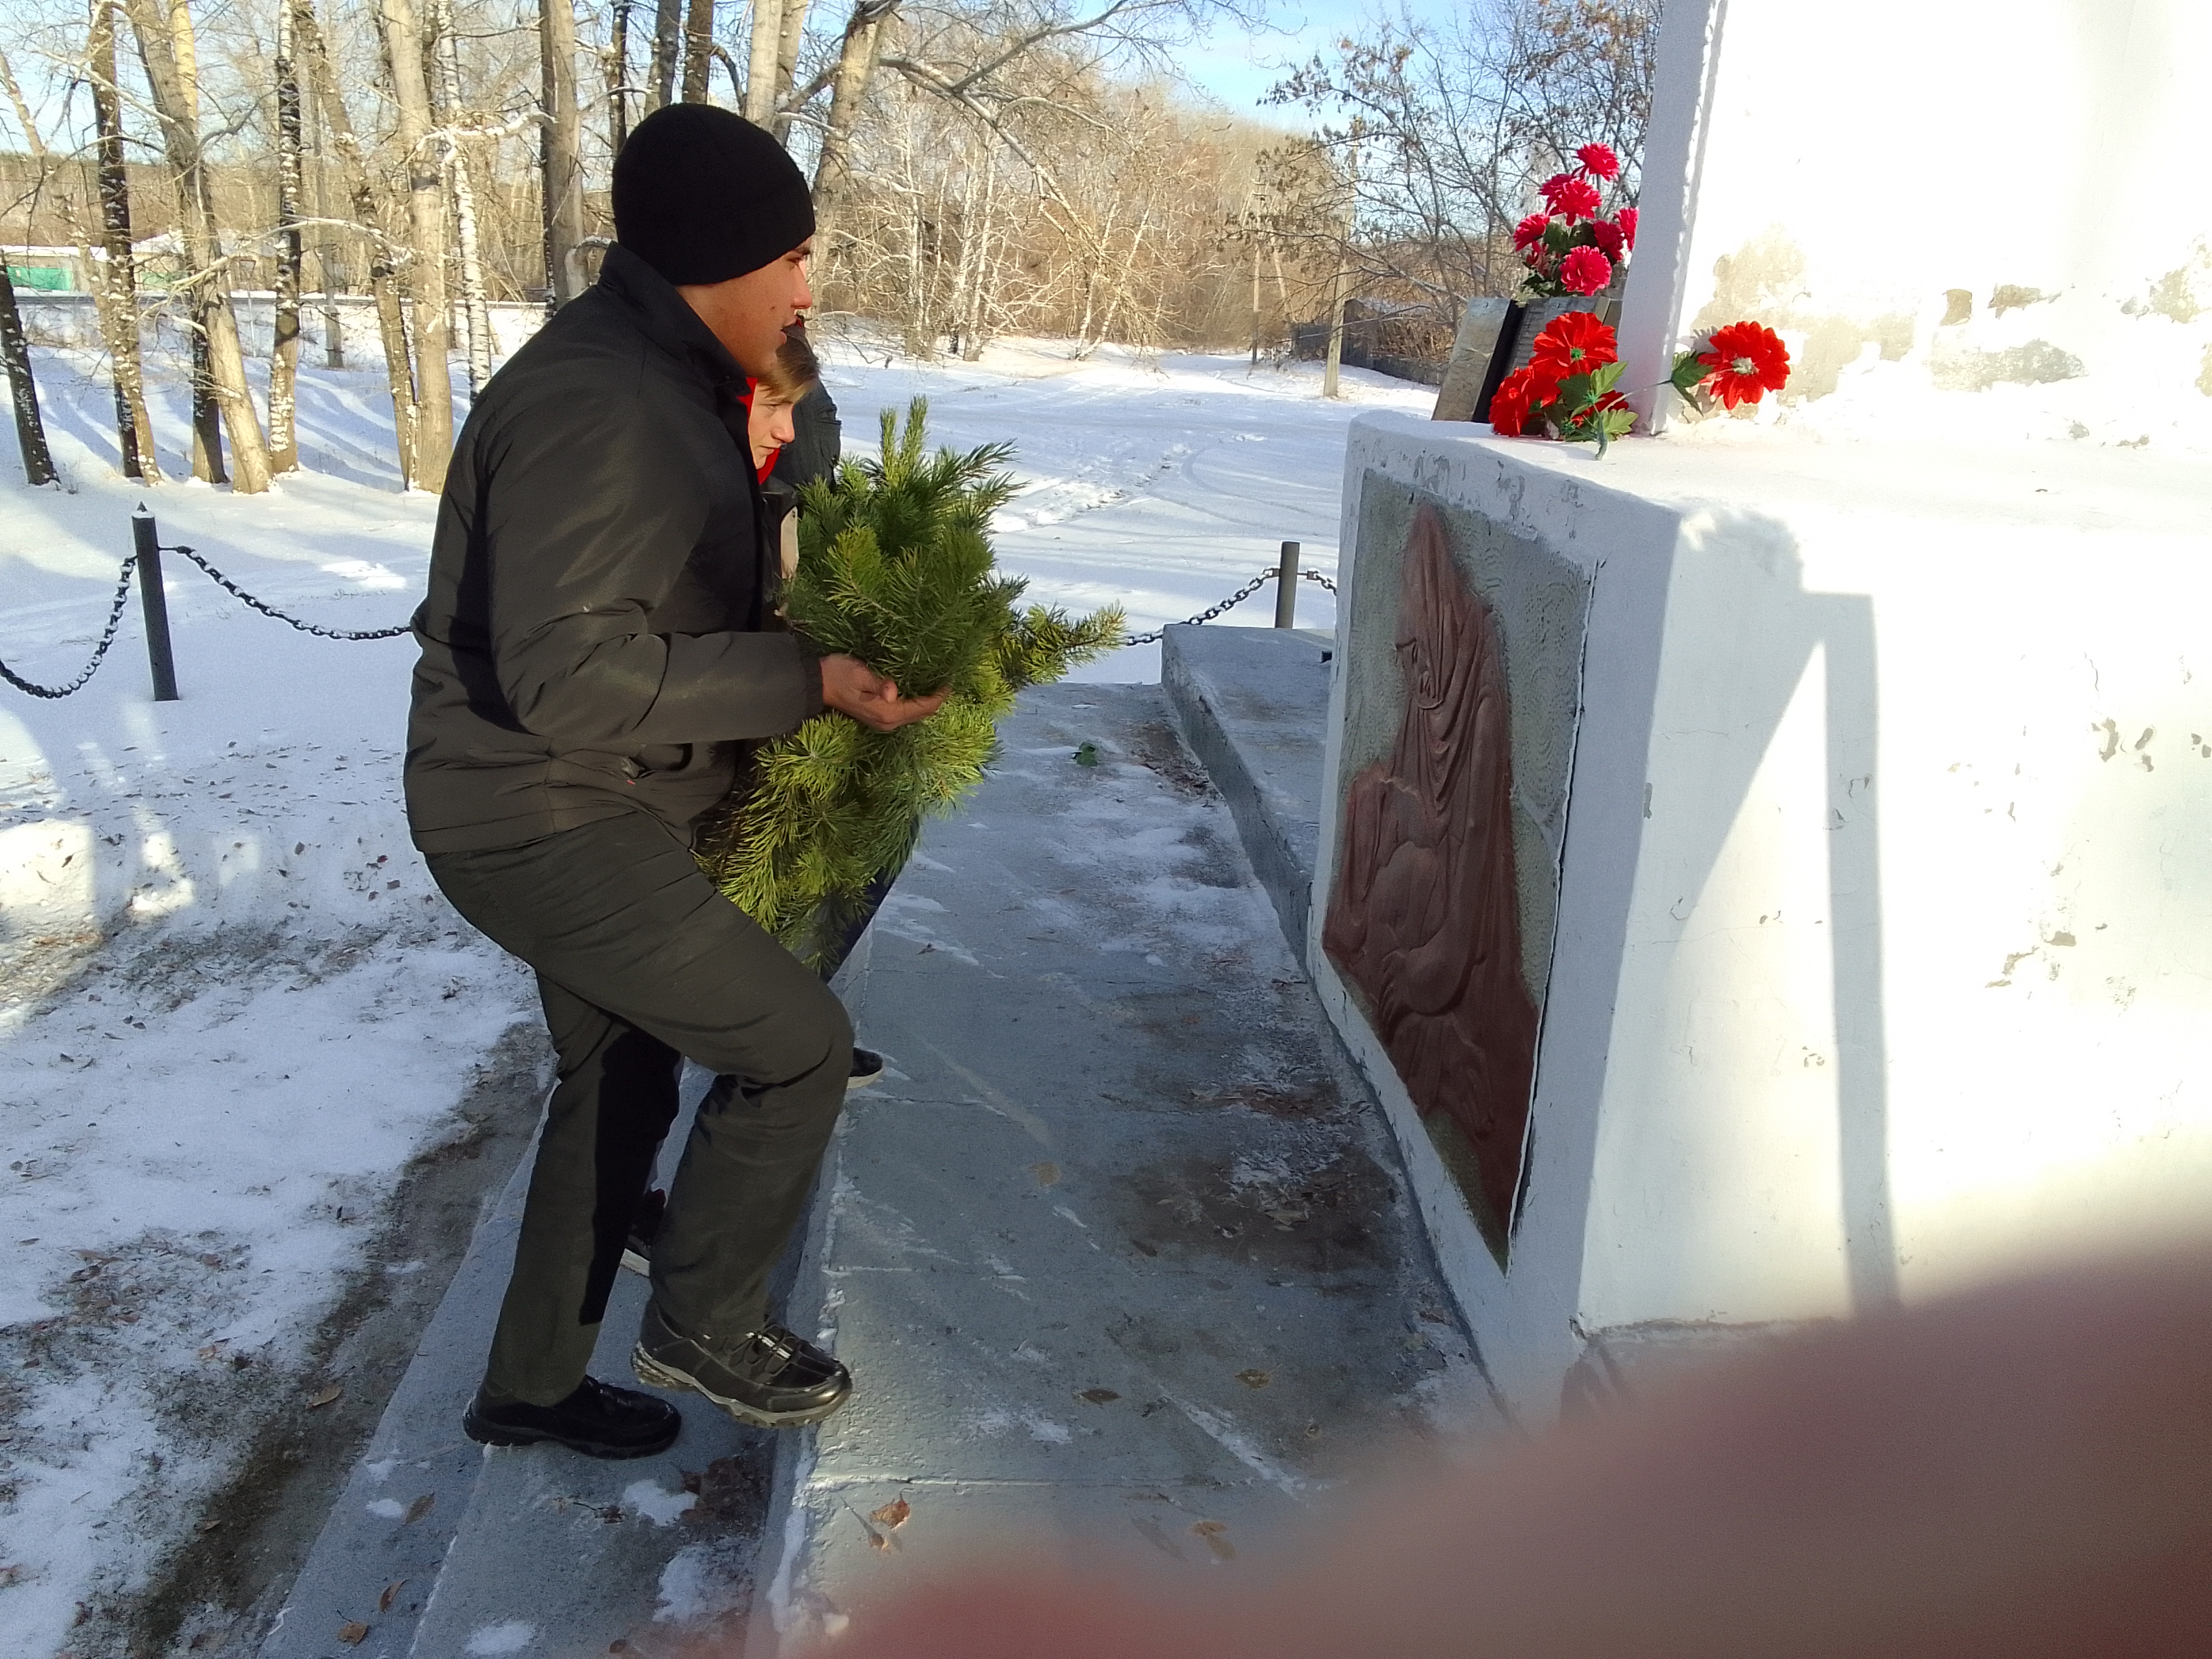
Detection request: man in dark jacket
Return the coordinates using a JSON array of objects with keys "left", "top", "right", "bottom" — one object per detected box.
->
[{"left": 405, "top": 105, "right": 941, "bottom": 1458}]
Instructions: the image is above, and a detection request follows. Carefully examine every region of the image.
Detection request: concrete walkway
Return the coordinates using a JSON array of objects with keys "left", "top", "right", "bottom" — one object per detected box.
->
[
  {"left": 754, "top": 676, "right": 1492, "bottom": 1652},
  {"left": 260, "top": 650, "right": 1495, "bottom": 1659}
]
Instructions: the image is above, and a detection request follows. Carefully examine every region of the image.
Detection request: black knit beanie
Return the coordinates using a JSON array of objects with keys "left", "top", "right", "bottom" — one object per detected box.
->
[{"left": 613, "top": 104, "right": 815, "bottom": 285}]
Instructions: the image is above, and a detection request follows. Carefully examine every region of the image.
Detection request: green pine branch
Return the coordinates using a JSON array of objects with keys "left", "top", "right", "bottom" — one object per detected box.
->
[{"left": 695, "top": 398, "right": 1124, "bottom": 968}]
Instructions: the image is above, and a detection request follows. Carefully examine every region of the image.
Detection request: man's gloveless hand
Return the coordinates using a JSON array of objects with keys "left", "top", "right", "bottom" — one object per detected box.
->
[{"left": 820, "top": 653, "right": 948, "bottom": 731}]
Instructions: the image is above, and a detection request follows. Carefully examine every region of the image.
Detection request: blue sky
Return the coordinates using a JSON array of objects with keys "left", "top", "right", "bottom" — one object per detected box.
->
[{"left": 1174, "top": 0, "right": 1423, "bottom": 123}]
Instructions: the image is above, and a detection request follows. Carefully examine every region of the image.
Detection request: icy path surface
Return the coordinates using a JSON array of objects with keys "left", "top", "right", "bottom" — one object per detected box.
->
[
  {"left": 0, "top": 329, "right": 1428, "bottom": 1651},
  {"left": 763, "top": 687, "right": 1494, "bottom": 1652}
]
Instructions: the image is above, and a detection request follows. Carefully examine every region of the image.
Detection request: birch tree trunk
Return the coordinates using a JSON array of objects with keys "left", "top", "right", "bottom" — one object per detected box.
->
[
  {"left": 681, "top": 0, "right": 714, "bottom": 102},
  {"left": 812, "top": 0, "right": 893, "bottom": 251},
  {"left": 1322, "top": 139, "right": 1359, "bottom": 400},
  {"left": 606, "top": 0, "right": 632, "bottom": 152},
  {"left": 166, "top": 0, "right": 218, "bottom": 480},
  {"left": 770, "top": 0, "right": 808, "bottom": 138},
  {"left": 123, "top": 0, "right": 272, "bottom": 491},
  {"left": 0, "top": 266, "right": 56, "bottom": 487},
  {"left": 295, "top": 0, "right": 418, "bottom": 484},
  {"left": 379, "top": 0, "right": 455, "bottom": 491},
  {"left": 647, "top": 0, "right": 679, "bottom": 110},
  {"left": 304, "top": 59, "right": 345, "bottom": 369},
  {"left": 1321, "top": 251, "right": 1351, "bottom": 398},
  {"left": 45, "top": 14, "right": 159, "bottom": 478},
  {"left": 430, "top": 0, "right": 491, "bottom": 390},
  {"left": 541, "top": 0, "right": 588, "bottom": 306},
  {"left": 445, "top": 125, "right": 492, "bottom": 396},
  {"left": 269, "top": 0, "right": 304, "bottom": 472},
  {"left": 165, "top": 0, "right": 216, "bottom": 479},
  {"left": 743, "top": 0, "right": 781, "bottom": 123},
  {"left": 947, "top": 157, "right": 981, "bottom": 356}
]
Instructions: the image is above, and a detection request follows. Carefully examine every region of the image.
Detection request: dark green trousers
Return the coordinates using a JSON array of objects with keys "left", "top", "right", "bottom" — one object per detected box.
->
[{"left": 427, "top": 809, "right": 851, "bottom": 1406}]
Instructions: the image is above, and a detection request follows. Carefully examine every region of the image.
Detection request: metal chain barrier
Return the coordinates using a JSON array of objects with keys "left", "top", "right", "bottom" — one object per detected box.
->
[
  {"left": 1122, "top": 569, "right": 1277, "bottom": 647},
  {"left": 164, "top": 542, "right": 415, "bottom": 640},
  {"left": 11, "top": 518, "right": 1332, "bottom": 691},
  {"left": 1120, "top": 564, "right": 1338, "bottom": 647},
  {"left": 1, "top": 516, "right": 413, "bottom": 703},
  {"left": 0, "top": 556, "right": 142, "bottom": 699}
]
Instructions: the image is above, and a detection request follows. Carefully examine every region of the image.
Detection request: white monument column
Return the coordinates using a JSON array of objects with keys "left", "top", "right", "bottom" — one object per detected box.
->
[
  {"left": 1620, "top": 0, "right": 2212, "bottom": 442},
  {"left": 1311, "top": 0, "right": 2212, "bottom": 1419}
]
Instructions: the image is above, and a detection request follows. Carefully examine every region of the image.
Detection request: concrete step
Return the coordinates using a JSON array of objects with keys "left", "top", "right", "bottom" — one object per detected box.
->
[
  {"left": 1159, "top": 625, "right": 1334, "bottom": 956},
  {"left": 749, "top": 684, "right": 1492, "bottom": 1654},
  {"left": 258, "top": 1069, "right": 779, "bottom": 1659}
]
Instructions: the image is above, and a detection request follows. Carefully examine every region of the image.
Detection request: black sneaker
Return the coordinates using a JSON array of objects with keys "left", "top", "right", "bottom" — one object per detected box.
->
[
  {"left": 462, "top": 1375, "right": 680, "bottom": 1459},
  {"left": 621, "top": 1187, "right": 667, "bottom": 1277},
  {"left": 632, "top": 1303, "right": 851, "bottom": 1428},
  {"left": 848, "top": 1046, "right": 884, "bottom": 1090}
]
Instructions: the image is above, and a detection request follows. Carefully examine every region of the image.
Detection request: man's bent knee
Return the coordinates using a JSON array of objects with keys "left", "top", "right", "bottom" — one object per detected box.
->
[{"left": 700, "top": 974, "right": 852, "bottom": 1091}]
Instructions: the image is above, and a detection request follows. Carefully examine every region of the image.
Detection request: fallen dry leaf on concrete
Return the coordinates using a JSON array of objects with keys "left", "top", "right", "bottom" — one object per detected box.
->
[
  {"left": 379, "top": 1580, "right": 405, "bottom": 1613},
  {"left": 1077, "top": 1387, "right": 1121, "bottom": 1405},
  {"left": 850, "top": 1499, "right": 907, "bottom": 1553},
  {"left": 1028, "top": 1162, "right": 1061, "bottom": 1187},
  {"left": 1189, "top": 1520, "right": 1236, "bottom": 1561},
  {"left": 306, "top": 1383, "right": 344, "bottom": 1409},
  {"left": 1235, "top": 1368, "right": 1271, "bottom": 1389},
  {"left": 337, "top": 1620, "right": 369, "bottom": 1645},
  {"left": 403, "top": 1493, "right": 435, "bottom": 1524}
]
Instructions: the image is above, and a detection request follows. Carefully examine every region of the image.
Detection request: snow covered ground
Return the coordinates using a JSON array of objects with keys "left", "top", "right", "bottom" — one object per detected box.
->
[{"left": 0, "top": 325, "right": 1429, "bottom": 1652}]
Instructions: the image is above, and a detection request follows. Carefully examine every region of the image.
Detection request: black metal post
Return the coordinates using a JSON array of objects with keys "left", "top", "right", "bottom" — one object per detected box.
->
[
  {"left": 132, "top": 506, "right": 179, "bottom": 701},
  {"left": 1273, "top": 539, "right": 1300, "bottom": 629}
]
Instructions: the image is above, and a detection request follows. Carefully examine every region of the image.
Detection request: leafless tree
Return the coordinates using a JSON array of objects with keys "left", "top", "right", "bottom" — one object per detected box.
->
[
  {"left": 1265, "top": 0, "right": 1658, "bottom": 344},
  {"left": 375, "top": 0, "right": 455, "bottom": 491},
  {"left": 123, "top": 0, "right": 273, "bottom": 490},
  {"left": 268, "top": 0, "right": 302, "bottom": 470},
  {"left": 541, "top": 0, "right": 586, "bottom": 304}
]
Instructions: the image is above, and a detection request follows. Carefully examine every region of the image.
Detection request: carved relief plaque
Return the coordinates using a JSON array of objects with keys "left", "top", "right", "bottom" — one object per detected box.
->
[{"left": 1324, "top": 494, "right": 1586, "bottom": 1256}]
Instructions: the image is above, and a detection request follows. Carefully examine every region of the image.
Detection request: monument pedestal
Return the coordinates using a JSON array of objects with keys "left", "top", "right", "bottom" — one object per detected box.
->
[{"left": 1315, "top": 412, "right": 2212, "bottom": 1414}]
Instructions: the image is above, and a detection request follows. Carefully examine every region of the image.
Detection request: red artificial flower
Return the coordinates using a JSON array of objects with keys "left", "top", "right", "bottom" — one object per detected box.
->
[
  {"left": 1696, "top": 321, "right": 1793, "bottom": 409},
  {"left": 1539, "top": 173, "right": 1602, "bottom": 222},
  {"left": 1558, "top": 245, "right": 1612, "bottom": 295},
  {"left": 1530, "top": 310, "right": 1618, "bottom": 383},
  {"left": 1574, "top": 143, "right": 1621, "bottom": 181},
  {"left": 1488, "top": 367, "right": 1547, "bottom": 436},
  {"left": 1513, "top": 211, "right": 1551, "bottom": 253},
  {"left": 1589, "top": 219, "right": 1626, "bottom": 260},
  {"left": 1618, "top": 206, "right": 1638, "bottom": 249}
]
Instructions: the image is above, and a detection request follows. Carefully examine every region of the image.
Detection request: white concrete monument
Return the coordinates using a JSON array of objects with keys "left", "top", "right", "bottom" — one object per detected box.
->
[{"left": 1315, "top": 0, "right": 2212, "bottom": 1417}]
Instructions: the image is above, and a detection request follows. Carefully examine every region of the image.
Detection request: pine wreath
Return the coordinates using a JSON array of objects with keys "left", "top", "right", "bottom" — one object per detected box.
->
[{"left": 696, "top": 398, "right": 1124, "bottom": 970}]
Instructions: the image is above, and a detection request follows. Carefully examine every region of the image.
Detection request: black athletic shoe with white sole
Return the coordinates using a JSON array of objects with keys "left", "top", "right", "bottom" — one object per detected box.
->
[
  {"left": 632, "top": 1303, "right": 851, "bottom": 1428},
  {"left": 462, "top": 1375, "right": 680, "bottom": 1458}
]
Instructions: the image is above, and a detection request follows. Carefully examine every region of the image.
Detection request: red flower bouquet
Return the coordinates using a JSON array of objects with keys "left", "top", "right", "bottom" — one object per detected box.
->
[
  {"left": 1517, "top": 142, "right": 1637, "bottom": 301},
  {"left": 1667, "top": 321, "right": 1793, "bottom": 411},
  {"left": 1487, "top": 311, "right": 1639, "bottom": 454}
]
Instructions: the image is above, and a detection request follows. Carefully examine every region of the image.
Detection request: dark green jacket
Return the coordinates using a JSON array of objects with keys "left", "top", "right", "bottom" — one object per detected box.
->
[{"left": 404, "top": 245, "right": 821, "bottom": 854}]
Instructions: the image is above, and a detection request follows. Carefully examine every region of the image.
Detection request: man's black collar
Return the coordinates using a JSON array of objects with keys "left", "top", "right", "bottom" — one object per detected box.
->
[{"left": 596, "top": 243, "right": 747, "bottom": 394}]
